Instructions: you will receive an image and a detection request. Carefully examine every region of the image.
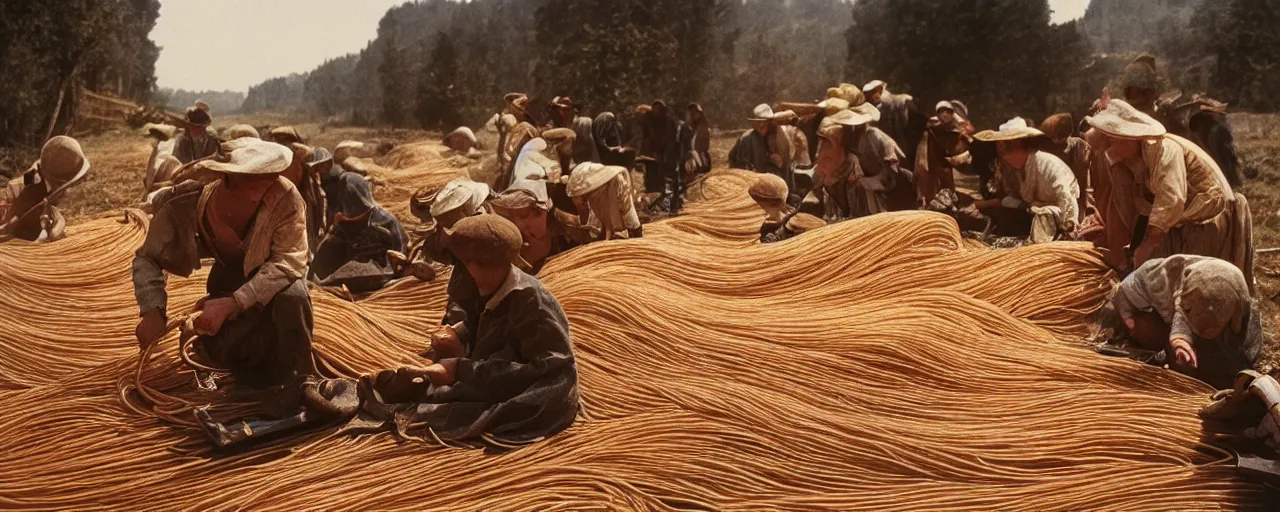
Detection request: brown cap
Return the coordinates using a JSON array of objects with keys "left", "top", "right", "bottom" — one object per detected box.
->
[
  {"left": 270, "top": 126, "right": 305, "bottom": 146},
  {"left": 445, "top": 214, "right": 523, "bottom": 267},
  {"left": 186, "top": 107, "right": 212, "bottom": 127},
  {"left": 1039, "top": 113, "right": 1075, "bottom": 141},
  {"left": 786, "top": 213, "right": 826, "bottom": 233},
  {"left": 748, "top": 173, "right": 788, "bottom": 203}
]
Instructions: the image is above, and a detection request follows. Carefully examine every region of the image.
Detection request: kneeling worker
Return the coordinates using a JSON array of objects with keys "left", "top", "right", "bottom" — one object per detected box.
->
[
  {"left": 367, "top": 214, "right": 580, "bottom": 445},
  {"left": 1108, "top": 255, "right": 1261, "bottom": 389},
  {"left": 133, "top": 138, "right": 318, "bottom": 393}
]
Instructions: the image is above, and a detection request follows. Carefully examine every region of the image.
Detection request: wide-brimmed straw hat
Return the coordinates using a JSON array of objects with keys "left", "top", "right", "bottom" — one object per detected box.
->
[
  {"left": 749, "top": 104, "right": 779, "bottom": 122},
  {"left": 193, "top": 138, "right": 294, "bottom": 175},
  {"left": 225, "top": 124, "right": 260, "bottom": 140},
  {"left": 748, "top": 173, "right": 788, "bottom": 202},
  {"left": 1084, "top": 99, "right": 1167, "bottom": 140},
  {"left": 30, "top": 136, "right": 91, "bottom": 191},
  {"left": 431, "top": 178, "right": 491, "bottom": 218},
  {"left": 185, "top": 107, "right": 212, "bottom": 127},
  {"left": 862, "top": 80, "right": 887, "bottom": 95},
  {"left": 443, "top": 214, "right": 523, "bottom": 267},
  {"left": 974, "top": 117, "right": 1046, "bottom": 142},
  {"left": 823, "top": 103, "right": 880, "bottom": 128},
  {"left": 270, "top": 126, "right": 305, "bottom": 145},
  {"left": 491, "top": 179, "right": 553, "bottom": 212},
  {"left": 443, "top": 126, "right": 477, "bottom": 152},
  {"left": 567, "top": 162, "right": 626, "bottom": 198}
]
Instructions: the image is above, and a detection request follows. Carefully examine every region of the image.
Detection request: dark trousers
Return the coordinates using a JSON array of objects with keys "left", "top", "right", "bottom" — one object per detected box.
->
[{"left": 202, "top": 263, "right": 316, "bottom": 387}]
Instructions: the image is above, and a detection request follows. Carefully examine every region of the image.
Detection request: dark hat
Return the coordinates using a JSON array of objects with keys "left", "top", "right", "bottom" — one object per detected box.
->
[
  {"left": 1123, "top": 54, "right": 1159, "bottom": 91},
  {"left": 687, "top": 102, "right": 704, "bottom": 113},
  {"left": 444, "top": 214, "right": 523, "bottom": 267},
  {"left": 551, "top": 96, "right": 576, "bottom": 109},
  {"left": 185, "top": 107, "right": 212, "bottom": 127}
]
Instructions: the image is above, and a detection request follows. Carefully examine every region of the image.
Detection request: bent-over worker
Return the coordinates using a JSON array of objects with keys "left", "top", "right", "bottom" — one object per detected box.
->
[
  {"left": 972, "top": 118, "right": 1080, "bottom": 244},
  {"left": 566, "top": 162, "right": 643, "bottom": 241},
  {"left": 1, "top": 136, "right": 90, "bottom": 243},
  {"left": 1108, "top": 255, "right": 1262, "bottom": 389},
  {"left": 491, "top": 179, "right": 580, "bottom": 275}
]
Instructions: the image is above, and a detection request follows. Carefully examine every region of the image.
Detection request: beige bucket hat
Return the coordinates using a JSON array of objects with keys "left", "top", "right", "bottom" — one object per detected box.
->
[
  {"left": 974, "top": 117, "right": 1046, "bottom": 142},
  {"left": 567, "top": 162, "right": 626, "bottom": 198},
  {"left": 816, "top": 97, "right": 851, "bottom": 117},
  {"left": 1084, "top": 99, "right": 1167, "bottom": 140},
  {"left": 431, "top": 178, "right": 491, "bottom": 218},
  {"left": 153, "top": 154, "right": 183, "bottom": 185},
  {"left": 30, "top": 136, "right": 91, "bottom": 192}
]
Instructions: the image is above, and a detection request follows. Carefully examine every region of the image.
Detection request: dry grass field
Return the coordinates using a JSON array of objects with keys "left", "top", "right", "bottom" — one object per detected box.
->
[{"left": 12, "top": 112, "right": 1280, "bottom": 375}]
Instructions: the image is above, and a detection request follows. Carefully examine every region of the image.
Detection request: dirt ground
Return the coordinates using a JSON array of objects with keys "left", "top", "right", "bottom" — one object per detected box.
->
[{"left": 11, "top": 112, "right": 1280, "bottom": 374}]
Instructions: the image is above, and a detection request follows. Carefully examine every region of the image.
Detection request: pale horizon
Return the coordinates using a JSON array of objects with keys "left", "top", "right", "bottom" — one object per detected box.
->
[{"left": 151, "top": 0, "right": 1091, "bottom": 94}]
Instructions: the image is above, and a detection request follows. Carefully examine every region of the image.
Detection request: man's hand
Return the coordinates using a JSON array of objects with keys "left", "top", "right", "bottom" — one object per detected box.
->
[
  {"left": 1133, "top": 240, "right": 1158, "bottom": 267},
  {"left": 1170, "top": 337, "right": 1198, "bottom": 369},
  {"left": 135, "top": 310, "right": 167, "bottom": 351},
  {"left": 428, "top": 326, "right": 463, "bottom": 360},
  {"left": 769, "top": 153, "right": 784, "bottom": 169},
  {"left": 193, "top": 297, "right": 240, "bottom": 336},
  {"left": 400, "top": 360, "right": 457, "bottom": 387}
]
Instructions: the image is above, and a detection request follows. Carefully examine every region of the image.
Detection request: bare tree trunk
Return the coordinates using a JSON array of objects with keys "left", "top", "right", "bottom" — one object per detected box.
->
[{"left": 43, "top": 79, "right": 69, "bottom": 143}]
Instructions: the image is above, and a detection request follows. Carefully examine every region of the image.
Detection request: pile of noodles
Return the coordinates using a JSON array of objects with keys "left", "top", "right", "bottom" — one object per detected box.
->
[{"left": 0, "top": 167, "right": 1265, "bottom": 510}]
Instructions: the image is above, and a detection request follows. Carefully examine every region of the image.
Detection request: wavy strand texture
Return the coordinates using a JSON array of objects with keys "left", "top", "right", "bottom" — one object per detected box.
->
[{"left": 0, "top": 169, "right": 1264, "bottom": 510}]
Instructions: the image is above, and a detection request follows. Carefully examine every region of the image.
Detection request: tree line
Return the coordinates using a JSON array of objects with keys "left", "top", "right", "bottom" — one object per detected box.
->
[{"left": 0, "top": 0, "right": 160, "bottom": 148}]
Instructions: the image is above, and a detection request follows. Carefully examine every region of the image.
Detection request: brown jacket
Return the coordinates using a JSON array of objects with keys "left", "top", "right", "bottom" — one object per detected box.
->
[{"left": 132, "top": 177, "right": 309, "bottom": 315}]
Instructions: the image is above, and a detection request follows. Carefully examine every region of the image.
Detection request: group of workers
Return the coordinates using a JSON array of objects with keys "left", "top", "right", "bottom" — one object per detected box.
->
[{"left": 0, "top": 52, "right": 1270, "bottom": 451}]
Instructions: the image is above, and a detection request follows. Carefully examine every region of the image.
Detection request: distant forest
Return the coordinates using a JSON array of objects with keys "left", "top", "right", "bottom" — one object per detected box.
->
[
  {"left": 238, "top": 0, "right": 1280, "bottom": 131},
  {"left": 155, "top": 88, "right": 246, "bottom": 115}
]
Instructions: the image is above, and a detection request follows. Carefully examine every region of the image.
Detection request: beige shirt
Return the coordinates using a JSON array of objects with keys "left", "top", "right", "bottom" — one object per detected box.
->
[
  {"left": 1113, "top": 134, "right": 1232, "bottom": 233},
  {"left": 1019, "top": 151, "right": 1080, "bottom": 228},
  {"left": 133, "top": 177, "right": 309, "bottom": 315}
]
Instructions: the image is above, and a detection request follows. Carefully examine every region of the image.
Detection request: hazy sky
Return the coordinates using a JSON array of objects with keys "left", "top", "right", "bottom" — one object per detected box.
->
[{"left": 152, "top": 0, "right": 1092, "bottom": 93}]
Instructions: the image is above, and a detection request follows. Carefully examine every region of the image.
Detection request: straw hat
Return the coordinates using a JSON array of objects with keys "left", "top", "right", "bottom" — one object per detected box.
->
[
  {"left": 225, "top": 124, "right": 260, "bottom": 140},
  {"left": 505, "top": 93, "right": 529, "bottom": 110},
  {"left": 491, "top": 179, "right": 552, "bottom": 212},
  {"left": 270, "top": 126, "right": 305, "bottom": 145},
  {"left": 567, "top": 162, "right": 625, "bottom": 198},
  {"left": 194, "top": 100, "right": 211, "bottom": 113},
  {"left": 786, "top": 212, "right": 826, "bottom": 233},
  {"left": 443, "top": 126, "right": 477, "bottom": 152},
  {"left": 1039, "top": 113, "right": 1075, "bottom": 141},
  {"left": 443, "top": 214, "right": 523, "bottom": 267},
  {"left": 1084, "top": 99, "right": 1167, "bottom": 140},
  {"left": 862, "top": 80, "right": 887, "bottom": 95},
  {"left": 431, "top": 178, "right": 491, "bottom": 218},
  {"left": 30, "top": 136, "right": 91, "bottom": 191},
  {"left": 185, "top": 107, "right": 212, "bottom": 127},
  {"left": 974, "top": 118, "right": 1046, "bottom": 142},
  {"left": 773, "top": 110, "right": 799, "bottom": 124},
  {"left": 191, "top": 138, "right": 294, "bottom": 176},
  {"left": 748, "top": 173, "right": 789, "bottom": 203},
  {"left": 823, "top": 104, "right": 879, "bottom": 128},
  {"left": 748, "top": 104, "right": 779, "bottom": 122},
  {"left": 634, "top": 104, "right": 652, "bottom": 116},
  {"left": 817, "top": 97, "right": 851, "bottom": 117}
]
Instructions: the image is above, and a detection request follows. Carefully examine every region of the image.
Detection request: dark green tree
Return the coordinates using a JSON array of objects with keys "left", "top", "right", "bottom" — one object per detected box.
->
[
  {"left": 378, "top": 30, "right": 411, "bottom": 128},
  {"left": 416, "top": 31, "right": 464, "bottom": 130}
]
